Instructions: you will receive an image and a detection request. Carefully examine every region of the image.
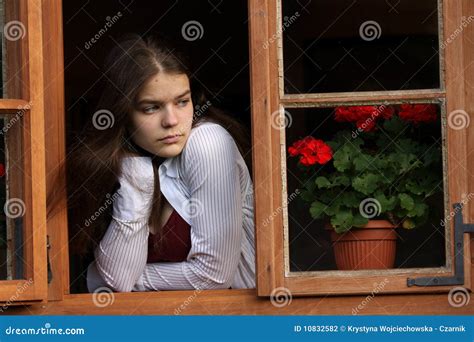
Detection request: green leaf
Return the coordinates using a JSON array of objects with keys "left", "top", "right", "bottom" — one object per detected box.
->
[
  {"left": 318, "top": 191, "right": 336, "bottom": 204},
  {"left": 340, "top": 192, "right": 361, "bottom": 208},
  {"left": 323, "top": 201, "right": 340, "bottom": 216},
  {"left": 309, "top": 201, "right": 327, "bottom": 219},
  {"left": 374, "top": 190, "right": 397, "bottom": 212},
  {"left": 331, "top": 175, "right": 350, "bottom": 187},
  {"left": 330, "top": 210, "right": 353, "bottom": 233},
  {"left": 388, "top": 152, "right": 420, "bottom": 174},
  {"left": 407, "top": 202, "right": 428, "bottom": 217},
  {"left": 332, "top": 148, "right": 352, "bottom": 172},
  {"left": 404, "top": 179, "right": 424, "bottom": 195},
  {"left": 374, "top": 155, "right": 390, "bottom": 170},
  {"left": 399, "top": 193, "right": 415, "bottom": 211},
  {"left": 352, "top": 212, "right": 370, "bottom": 227},
  {"left": 352, "top": 173, "right": 381, "bottom": 195},
  {"left": 353, "top": 155, "right": 372, "bottom": 172},
  {"left": 315, "top": 176, "right": 332, "bottom": 189}
]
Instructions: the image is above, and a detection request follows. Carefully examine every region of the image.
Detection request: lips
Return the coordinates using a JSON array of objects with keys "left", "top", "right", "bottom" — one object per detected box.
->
[
  {"left": 159, "top": 134, "right": 180, "bottom": 141},
  {"left": 159, "top": 134, "right": 182, "bottom": 144}
]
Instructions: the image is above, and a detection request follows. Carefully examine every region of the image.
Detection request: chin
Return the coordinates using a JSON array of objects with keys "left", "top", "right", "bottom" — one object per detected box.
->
[{"left": 155, "top": 144, "right": 184, "bottom": 158}]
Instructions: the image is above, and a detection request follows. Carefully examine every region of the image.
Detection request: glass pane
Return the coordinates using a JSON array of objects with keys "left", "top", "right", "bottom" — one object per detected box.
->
[
  {"left": 282, "top": 0, "right": 440, "bottom": 93},
  {"left": 284, "top": 103, "right": 446, "bottom": 271},
  {"left": 0, "top": 113, "right": 25, "bottom": 279},
  {"left": 1, "top": 0, "right": 24, "bottom": 98},
  {"left": 0, "top": 1, "right": 4, "bottom": 97}
]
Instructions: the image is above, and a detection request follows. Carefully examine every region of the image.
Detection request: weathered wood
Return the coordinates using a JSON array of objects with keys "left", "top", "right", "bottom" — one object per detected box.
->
[
  {"left": 0, "top": 0, "right": 48, "bottom": 302},
  {"left": 42, "top": 0, "right": 69, "bottom": 302},
  {"left": 5, "top": 290, "right": 473, "bottom": 315},
  {"left": 249, "top": 0, "right": 285, "bottom": 296}
]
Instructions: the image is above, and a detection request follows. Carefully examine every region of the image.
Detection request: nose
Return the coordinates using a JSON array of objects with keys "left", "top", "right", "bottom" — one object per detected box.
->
[{"left": 161, "top": 105, "right": 179, "bottom": 127}]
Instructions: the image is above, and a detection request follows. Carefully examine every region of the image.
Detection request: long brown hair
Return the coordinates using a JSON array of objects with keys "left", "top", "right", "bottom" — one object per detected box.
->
[{"left": 49, "top": 34, "right": 251, "bottom": 257}]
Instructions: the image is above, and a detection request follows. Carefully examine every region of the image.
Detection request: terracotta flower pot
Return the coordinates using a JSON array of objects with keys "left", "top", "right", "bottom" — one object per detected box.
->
[{"left": 325, "top": 220, "right": 397, "bottom": 270}]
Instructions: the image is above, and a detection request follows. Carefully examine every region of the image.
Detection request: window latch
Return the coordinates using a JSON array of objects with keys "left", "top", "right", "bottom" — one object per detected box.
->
[
  {"left": 407, "top": 203, "right": 474, "bottom": 287},
  {"left": 47, "top": 235, "right": 53, "bottom": 284}
]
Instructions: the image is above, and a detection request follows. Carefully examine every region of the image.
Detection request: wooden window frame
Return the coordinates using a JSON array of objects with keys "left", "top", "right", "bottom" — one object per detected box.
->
[
  {"left": 253, "top": 0, "right": 473, "bottom": 296},
  {"left": 0, "top": 0, "right": 47, "bottom": 303},
  {"left": 4, "top": 0, "right": 473, "bottom": 314}
]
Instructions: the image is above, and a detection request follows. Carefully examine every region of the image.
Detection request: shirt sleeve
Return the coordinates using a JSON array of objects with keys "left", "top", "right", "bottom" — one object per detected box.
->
[
  {"left": 133, "top": 124, "right": 243, "bottom": 291},
  {"left": 94, "top": 156, "right": 154, "bottom": 292}
]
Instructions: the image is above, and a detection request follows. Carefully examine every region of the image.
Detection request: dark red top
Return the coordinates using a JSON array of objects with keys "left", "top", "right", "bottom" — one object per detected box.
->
[{"left": 147, "top": 210, "right": 192, "bottom": 263}]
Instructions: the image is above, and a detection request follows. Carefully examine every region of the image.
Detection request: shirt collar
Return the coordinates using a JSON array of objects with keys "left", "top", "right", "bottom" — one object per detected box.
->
[{"left": 159, "top": 157, "right": 179, "bottom": 179}]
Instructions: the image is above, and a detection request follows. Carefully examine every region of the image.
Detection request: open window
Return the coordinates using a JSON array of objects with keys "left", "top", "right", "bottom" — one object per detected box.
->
[
  {"left": 251, "top": 0, "right": 473, "bottom": 296},
  {"left": 1, "top": 0, "right": 472, "bottom": 314},
  {"left": 60, "top": 0, "right": 252, "bottom": 294}
]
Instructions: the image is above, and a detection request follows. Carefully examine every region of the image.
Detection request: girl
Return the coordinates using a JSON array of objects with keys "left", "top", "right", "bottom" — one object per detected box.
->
[{"left": 59, "top": 34, "right": 255, "bottom": 292}]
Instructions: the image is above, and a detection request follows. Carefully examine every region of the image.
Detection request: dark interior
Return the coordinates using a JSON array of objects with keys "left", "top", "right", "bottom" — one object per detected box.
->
[{"left": 283, "top": 0, "right": 440, "bottom": 93}]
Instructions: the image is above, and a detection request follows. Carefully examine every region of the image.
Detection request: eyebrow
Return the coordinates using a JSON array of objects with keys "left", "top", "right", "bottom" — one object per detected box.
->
[{"left": 136, "top": 90, "right": 191, "bottom": 106}]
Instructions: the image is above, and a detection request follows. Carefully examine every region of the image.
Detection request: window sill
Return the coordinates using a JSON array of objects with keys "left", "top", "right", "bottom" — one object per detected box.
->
[{"left": 7, "top": 289, "right": 473, "bottom": 315}]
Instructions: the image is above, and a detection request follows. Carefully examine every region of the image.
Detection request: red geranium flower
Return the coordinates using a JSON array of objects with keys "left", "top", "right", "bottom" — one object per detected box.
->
[
  {"left": 379, "top": 105, "right": 395, "bottom": 119},
  {"left": 335, "top": 106, "right": 377, "bottom": 122},
  {"left": 288, "top": 137, "right": 333, "bottom": 166},
  {"left": 398, "top": 104, "right": 437, "bottom": 124},
  {"left": 355, "top": 118, "right": 376, "bottom": 132},
  {"left": 334, "top": 105, "right": 393, "bottom": 132}
]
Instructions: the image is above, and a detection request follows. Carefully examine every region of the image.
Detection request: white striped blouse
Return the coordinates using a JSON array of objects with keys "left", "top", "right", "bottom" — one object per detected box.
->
[{"left": 86, "top": 122, "right": 256, "bottom": 292}]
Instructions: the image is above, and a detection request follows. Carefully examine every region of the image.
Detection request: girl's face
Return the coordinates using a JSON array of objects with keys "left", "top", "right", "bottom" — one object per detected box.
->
[{"left": 129, "top": 72, "right": 194, "bottom": 158}]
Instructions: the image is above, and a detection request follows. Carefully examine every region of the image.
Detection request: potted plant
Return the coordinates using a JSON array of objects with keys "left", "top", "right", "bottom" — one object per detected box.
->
[{"left": 288, "top": 104, "right": 442, "bottom": 270}]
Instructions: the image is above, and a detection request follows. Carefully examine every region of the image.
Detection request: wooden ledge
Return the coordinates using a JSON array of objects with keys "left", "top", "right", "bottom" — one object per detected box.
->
[{"left": 6, "top": 289, "right": 474, "bottom": 315}]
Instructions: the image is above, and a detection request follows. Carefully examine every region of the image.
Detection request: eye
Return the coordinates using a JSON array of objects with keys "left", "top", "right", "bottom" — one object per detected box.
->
[
  {"left": 177, "top": 99, "right": 190, "bottom": 107},
  {"left": 143, "top": 105, "right": 160, "bottom": 114}
]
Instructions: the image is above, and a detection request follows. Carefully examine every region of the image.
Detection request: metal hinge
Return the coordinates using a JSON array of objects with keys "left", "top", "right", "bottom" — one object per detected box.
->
[
  {"left": 47, "top": 235, "right": 53, "bottom": 284},
  {"left": 407, "top": 203, "right": 474, "bottom": 287}
]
